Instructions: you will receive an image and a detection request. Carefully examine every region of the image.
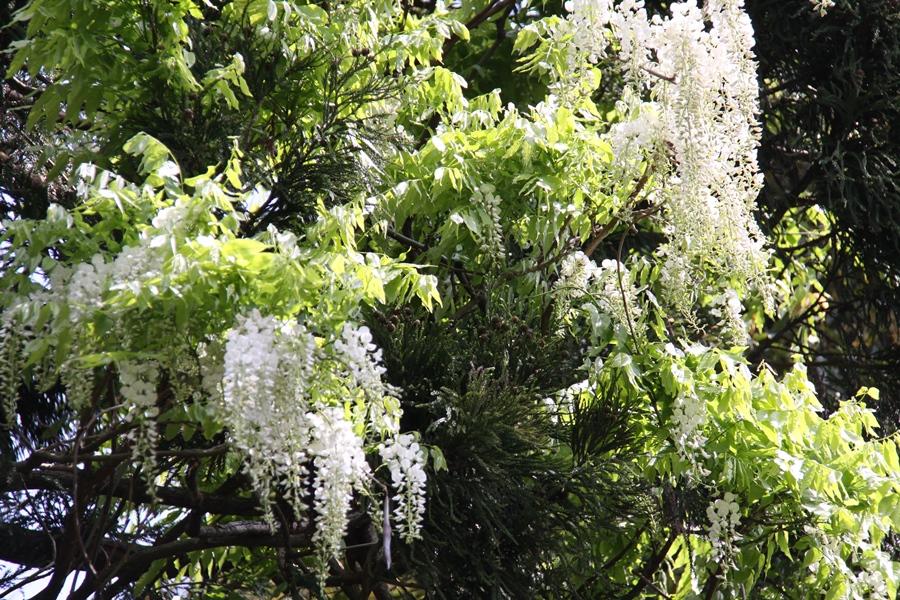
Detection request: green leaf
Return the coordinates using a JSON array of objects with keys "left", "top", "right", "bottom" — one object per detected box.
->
[
  {"left": 164, "top": 422, "right": 181, "bottom": 441},
  {"left": 858, "top": 386, "right": 880, "bottom": 401},
  {"left": 430, "top": 446, "right": 448, "bottom": 472},
  {"left": 775, "top": 530, "right": 791, "bottom": 559},
  {"left": 824, "top": 577, "right": 847, "bottom": 600},
  {"left": 449, "top": 20, "right": 469, "bottom": 42}
]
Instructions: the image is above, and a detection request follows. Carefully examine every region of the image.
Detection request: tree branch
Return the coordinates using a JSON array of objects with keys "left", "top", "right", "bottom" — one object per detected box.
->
[
  {"left": 8, "top": 469, "right": 262, "bottom": 516},
  {"left": 443, "top": 0, "right": 517, "bottom": 56},
  {"left": 621, "top": 529, "right": 677, "bottom": 600}
]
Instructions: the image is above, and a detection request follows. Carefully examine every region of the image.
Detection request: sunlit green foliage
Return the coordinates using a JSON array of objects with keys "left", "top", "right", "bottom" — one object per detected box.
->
[{"left": 0, "top": 0, "right": 897, "bottom": 598}]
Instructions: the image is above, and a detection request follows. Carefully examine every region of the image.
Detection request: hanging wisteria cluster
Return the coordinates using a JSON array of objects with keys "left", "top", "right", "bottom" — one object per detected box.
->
[
  {"left": 706, "top": 492, "right": 742, "bottom": 563},
  {"left": 564, "top": 0, "right": 771, "bottom": 321},
  {"left": 0, "top": 149, "right": 434, "bottom": 572},
  {"left": 306, "top": 407, "right": 372, "bottom": 561},
  {"left": 118, "top": 360, "right": 161, "bottom": 488},
  {"left": 470, "top": 183, "right": 505, "bottom": 264},
  {"left": 379, "top": 433, "right": 428, "bottom": 543},
  {"left": 0, "top": 316, "right": 22, "bottom": 427},
  {"left": 212, "top": 310, "right": 427, "bottom": 563},
  {"left": 810, "top": 0, "right": 836, "bottom": 16},
  {"left": 219, "top": 311, "right": 320, "bottom": 524}
]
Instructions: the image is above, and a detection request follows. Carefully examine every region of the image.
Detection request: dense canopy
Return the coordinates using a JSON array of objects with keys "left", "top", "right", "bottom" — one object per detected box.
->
[{"left": 0, "top": 0, "right": 898, "bottom": 598}]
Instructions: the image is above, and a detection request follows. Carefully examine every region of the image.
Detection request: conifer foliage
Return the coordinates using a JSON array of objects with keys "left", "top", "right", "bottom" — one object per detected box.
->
[{"left": 0, "top": 0, "right": 898, "bottom": 598}]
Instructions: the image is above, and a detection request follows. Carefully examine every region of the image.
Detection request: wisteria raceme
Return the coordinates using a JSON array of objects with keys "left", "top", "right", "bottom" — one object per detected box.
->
[
  {"left": 564, "top": 0, "right": 613, "bottom": 63},
  {"left": 592, "top": 258, "right": 645, "bottom": 338},
  {"left": 334, "top": 323, "right": 388, "bottom": 400},
  {"left": 554, "top": 252, "right": 644, "bottom": 337},
  {"left": 118, "top": 360, "right": 160, "bottom": 488},
  {"left": 706, "top": 492, "right": 741, "bottom": 563},
  {"left": 379, "top": 433, "right": 427, "bottom": 543},
  {"left": 557, "top": 251, "right": 595, "bottom": 297},
  {"left": 218, "top": 310, "right": 424, "bottom": 563},
  {"left": 802, "top": 524, "right": 892, "bottom": 599},
  {"left": 471, "top": 183, "right": 505, "bottom": 263},
  {"left": 220, "top": 310, "right": 315, "bottom": 525},
  {"left": 810, "top": 0, "right": 835, "bottom": 16},
  {"left": 604, "top": 90, "right": 660, "bottom": 177},
  {"left": 66, "top": 242, "right": 165, "bottom": 320},
  {"left": 710, "top": 287, "right": 749, "bottom": 344},
  {"left": 554, "top": 251, "right": 596, "bottom": 324},
  {"left": 67, "top": 256, "right": 109, "bottom": 322},
  {"left": 61, "top": 359, "right": 93, "bottom": 411},
  {"left": 565, "top": 0, "right": 771, "bottom": 320},
  {"left": 858, "top": 571, "right": 890, "bottom": 600},
  {"left": 109, "top": 242, "right": 165, "bottom": 295},
  {"left": 0, "top": 315, "right": 22, "bottom": 427},
  {"left": 607, "top": 0, "right": 654, "bottom": 75},
  {"left": 196, "top": 340, "right": 225, "bottom": 400},
  {"left": 653, "top": 0, "right": 767, "bottom": 312},
  {"left": 307, "top": 408, "right": 370, "bottom": 562},
  {"left": 670, "top": 390, "right": 709, "bottom": 472}
]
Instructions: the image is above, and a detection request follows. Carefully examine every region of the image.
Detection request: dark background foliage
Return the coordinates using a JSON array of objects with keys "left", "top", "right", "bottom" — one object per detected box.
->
[
  {"left": 746, "top": 0, "right": 900, "bottom": 432},
  {"left": 2, "top": 0, "right": 899, "bottom": 596}
]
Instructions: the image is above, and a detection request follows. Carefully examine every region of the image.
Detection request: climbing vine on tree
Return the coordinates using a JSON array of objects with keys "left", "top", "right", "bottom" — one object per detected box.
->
[{"left": 0, "top": 0, "right": 897, "bottom": 598}]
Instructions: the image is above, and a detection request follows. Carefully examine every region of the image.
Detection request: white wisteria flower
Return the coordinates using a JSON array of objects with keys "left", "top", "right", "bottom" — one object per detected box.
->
[
  {"left": 554, "top": 253, "right": 644, "bottom": 338},
  {"left": 564, "top": 0, "right": 771, "bottom": 317},
  {"left": 810, "top": 0, "right": 835, "bottom": 16},
  {"left": 118, "top": 360, "right": 160, "bottom": 488},
  {"left": 220, "top": 310, "right": 316, "bottom": 525},
  {"left": 215, "top": 310, "right": 425, "bottom": 565},
  {"left": 334, "top": 323, "right": 388, "bottom": 398},
  {"left": 308, "top": 407, "right": 371, "bottom": 561},
  {"left": 379, "top": 433, "right": 427, "bottom": 542},
  {"left": 706, "top": 491, "right": 741, "bottom": 563}
]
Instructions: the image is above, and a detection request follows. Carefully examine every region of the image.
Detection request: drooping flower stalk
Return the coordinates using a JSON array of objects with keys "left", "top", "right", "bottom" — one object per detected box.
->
[
  {"left": 218, "top": 310, "right": 423, "bottom": 562},
  {"left": 564, "top": 0, "right": 771, "bottom": 325},
  {"left": 379, "top": 433, "right": 428, "bottom": 543}
]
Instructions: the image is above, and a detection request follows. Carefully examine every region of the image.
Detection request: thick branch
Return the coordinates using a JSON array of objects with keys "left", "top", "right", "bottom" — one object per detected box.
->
[
  {"left": 621, "top": 529, "right": 677, "bottom": 600},
  {"left": 8, "top": 469, "right": 262, "bottom": 516},
  {"left": 0, "top": 520, "right": 318, "bottom": 573},
  {"left": 122, "top": 520, "right": 316, "bottom": 565}
]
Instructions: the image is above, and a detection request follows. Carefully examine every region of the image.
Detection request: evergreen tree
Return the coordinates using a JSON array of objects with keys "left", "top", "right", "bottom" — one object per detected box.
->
[{"left": 1, "top": 1, "right": 898, "bottom": 598}]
